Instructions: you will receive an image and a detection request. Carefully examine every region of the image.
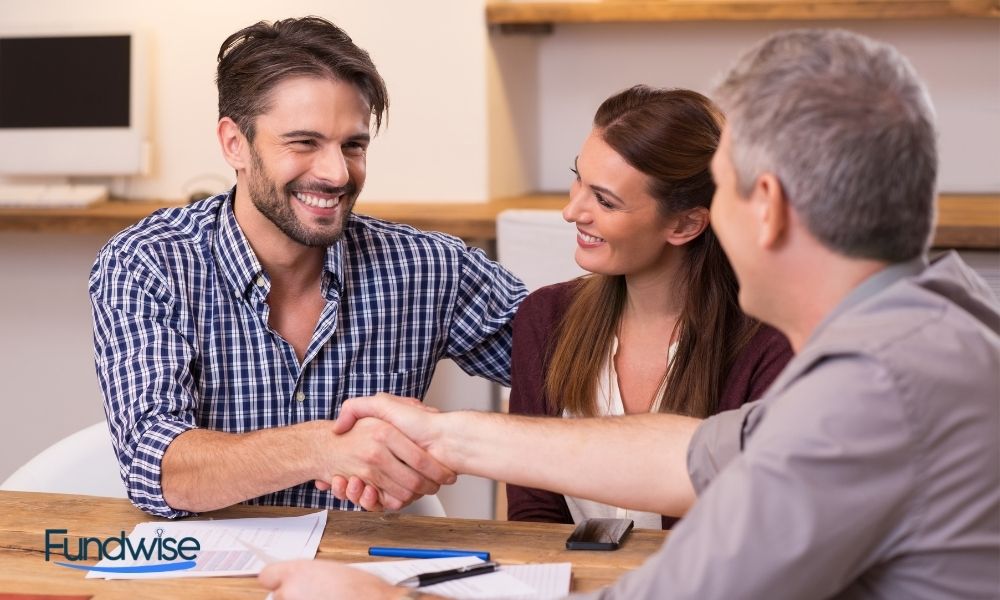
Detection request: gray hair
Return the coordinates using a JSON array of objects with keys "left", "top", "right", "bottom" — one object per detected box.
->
[{"left": 713, "top": 29, "right": 937, "bottom": 262}]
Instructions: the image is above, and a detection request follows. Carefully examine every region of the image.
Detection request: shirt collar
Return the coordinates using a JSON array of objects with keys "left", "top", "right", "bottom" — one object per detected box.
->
[
  {"left": 214, "top": 187, "right": 347, "bottom": 300},
  {"left": 808, "top": 255, "right": 928, "bottom": 343},
  {"left": 322, "top": 232, "right": 346, "bottom": 299},
  {"left": 215, "top": 188, "right": 263, "bottom": 300}
]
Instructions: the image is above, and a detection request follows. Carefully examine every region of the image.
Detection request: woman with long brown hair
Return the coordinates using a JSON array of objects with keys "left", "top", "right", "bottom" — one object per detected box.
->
[{"left": 507, "top": 85, "right": 792, "bottom": 529}]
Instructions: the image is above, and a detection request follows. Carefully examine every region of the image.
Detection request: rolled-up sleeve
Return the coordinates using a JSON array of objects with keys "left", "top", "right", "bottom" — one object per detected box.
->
[
  {"left": 445, "top": 245, "right": 526, "bottom": 386},
  {"left": 686, "top": 401, "right": 762, "bottom": 494},
  {"left": 89, "top": 244, "right": 198, "bottom": 518}
]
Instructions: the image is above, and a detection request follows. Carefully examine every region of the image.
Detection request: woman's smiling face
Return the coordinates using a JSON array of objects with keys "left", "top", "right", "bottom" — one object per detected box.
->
[{"left": 562, "top": 129, "right": 676, "bottom": 278}]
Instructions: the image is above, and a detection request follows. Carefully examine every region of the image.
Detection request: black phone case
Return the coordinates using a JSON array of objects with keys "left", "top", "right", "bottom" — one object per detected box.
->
[{"left": 565, "top": 518, "right": 635, "bottom": 550}]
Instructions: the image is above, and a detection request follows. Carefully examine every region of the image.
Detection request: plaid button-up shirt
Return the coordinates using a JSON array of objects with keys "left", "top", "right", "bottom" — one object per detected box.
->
[{"left": 90, "top": 190, "right": 526, "bottom": 518}]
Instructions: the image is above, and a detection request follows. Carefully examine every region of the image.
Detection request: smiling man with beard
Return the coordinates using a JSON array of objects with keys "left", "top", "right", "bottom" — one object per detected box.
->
[{"left": 88, "top": 16, "right": 526, "bottom": 519}]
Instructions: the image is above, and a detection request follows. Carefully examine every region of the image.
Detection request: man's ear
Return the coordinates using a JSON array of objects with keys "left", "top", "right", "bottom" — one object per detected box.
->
[
  {"left": 217, "top": 117, "right": 249, "bottom": 171},
  {"left": 750, "top": 172, "right": 789, "bottom": 249},
  {"left": 665, "top": 206, "right": 710, "bottom": 246}
]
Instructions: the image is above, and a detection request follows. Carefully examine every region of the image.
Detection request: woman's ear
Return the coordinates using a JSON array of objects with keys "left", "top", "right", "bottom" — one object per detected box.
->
[
  {"left": 217, "top": 117, "right": 249, "bottom": 171},
  {"left": 665, "top": 206, "right": 710, "bottom": 246}
]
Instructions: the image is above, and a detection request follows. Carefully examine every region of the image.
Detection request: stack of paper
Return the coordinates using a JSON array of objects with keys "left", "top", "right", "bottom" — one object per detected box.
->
[
  {"left": 85, "top": 510, "right": 327, "bottom": 580},
  {"left": 351, "top": 556, "right": 572, "bottom": 599}
]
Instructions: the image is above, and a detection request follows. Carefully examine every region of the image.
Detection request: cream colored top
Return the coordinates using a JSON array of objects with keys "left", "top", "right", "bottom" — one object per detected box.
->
[{"left": 563, "top": 336, "right": 677, "bottom": 529}]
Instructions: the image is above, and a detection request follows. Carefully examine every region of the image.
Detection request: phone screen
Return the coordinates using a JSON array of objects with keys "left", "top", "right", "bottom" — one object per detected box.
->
[{"left": 565, "top": 518, "right": 634, "bottom": 550}]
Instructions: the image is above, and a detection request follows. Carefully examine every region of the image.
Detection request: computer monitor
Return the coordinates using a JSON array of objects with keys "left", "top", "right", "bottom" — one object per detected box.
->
[{"left": 0, "top": 31, "right": 148, "bottom": 176}]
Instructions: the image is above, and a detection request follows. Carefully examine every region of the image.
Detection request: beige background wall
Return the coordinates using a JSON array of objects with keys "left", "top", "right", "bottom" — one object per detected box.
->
[
  {"left": 533, "top": 20, "right": 1000, "bottom": 193},
  {"left": 0, "top": 0, "right": 492, "bottom": 202},
  {"left": 0, "top": 1, "right": 997, "bottom": 519}
]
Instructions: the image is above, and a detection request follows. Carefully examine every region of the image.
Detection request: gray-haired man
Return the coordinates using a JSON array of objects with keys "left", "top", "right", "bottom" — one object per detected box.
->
[{"left": 260, "top": 28, "right": 1000, "bottom": 600}]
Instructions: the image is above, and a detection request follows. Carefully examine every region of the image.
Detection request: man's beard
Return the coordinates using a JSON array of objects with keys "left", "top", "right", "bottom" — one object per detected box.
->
[{"left": 246, "top": 145, "right": 358, "bottom": 247}]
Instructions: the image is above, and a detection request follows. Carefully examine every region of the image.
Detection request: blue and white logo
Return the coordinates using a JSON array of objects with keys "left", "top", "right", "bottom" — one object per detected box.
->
[{"left": 45, "top": 527, "right": 200, "bottom": 574}]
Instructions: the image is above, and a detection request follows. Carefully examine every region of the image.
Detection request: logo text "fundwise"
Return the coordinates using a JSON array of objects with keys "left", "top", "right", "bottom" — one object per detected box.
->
[{"left": 45, "top": 528, "right": 200, "bottom": 574}]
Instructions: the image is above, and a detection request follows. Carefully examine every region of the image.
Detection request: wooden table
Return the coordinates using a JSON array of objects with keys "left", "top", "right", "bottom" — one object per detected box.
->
[{"left": 0, "top": 491, "right": 666, "bottom": 599}]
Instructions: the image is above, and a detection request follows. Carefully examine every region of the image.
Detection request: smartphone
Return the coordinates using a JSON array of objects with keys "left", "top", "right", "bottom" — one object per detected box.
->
[{"left": 565, "top": 518, "right": 634, "bottom": 550}]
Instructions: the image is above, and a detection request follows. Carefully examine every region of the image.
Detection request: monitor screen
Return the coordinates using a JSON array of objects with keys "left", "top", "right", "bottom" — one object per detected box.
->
[
  {"left": 0, "top": 32, "right": 146, "bottom": 176},
  {"left": 0, "top": 35, "right": 130, "bottom": 129}
]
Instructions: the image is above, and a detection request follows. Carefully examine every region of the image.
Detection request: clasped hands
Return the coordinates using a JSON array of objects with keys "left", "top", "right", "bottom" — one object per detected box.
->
[{"left": 316, "top": 393, "right": 452, "bottom": 511}]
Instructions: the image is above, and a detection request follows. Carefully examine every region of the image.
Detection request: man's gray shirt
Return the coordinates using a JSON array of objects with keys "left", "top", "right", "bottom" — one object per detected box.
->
[{"left": 578, "top": 252, "right": 1000, "bottom": 599}]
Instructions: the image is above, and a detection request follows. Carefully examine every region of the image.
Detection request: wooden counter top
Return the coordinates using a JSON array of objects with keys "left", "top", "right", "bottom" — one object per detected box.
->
[
  {"left": 0, "top": 195, "right": 563, "bottom": 241},
  {"left": 0, "top": 193, "right": 996, "bottom": 249}
]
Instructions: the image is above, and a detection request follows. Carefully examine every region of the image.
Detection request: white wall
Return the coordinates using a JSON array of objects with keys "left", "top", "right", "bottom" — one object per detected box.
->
[
  {"left": 534, "top": 20, "right": 1000, "bottom": 193},
  {"left": 0, "top": 234, "right": 108, "bottom": 481},
  {"left": 0, "top": 0, "right": 491, "bottom": 202}
]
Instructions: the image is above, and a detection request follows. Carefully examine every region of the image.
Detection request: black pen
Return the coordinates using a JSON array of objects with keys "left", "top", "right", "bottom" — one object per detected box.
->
[{"left": 398, "top": 561, "right": 500, "bottom": 587}]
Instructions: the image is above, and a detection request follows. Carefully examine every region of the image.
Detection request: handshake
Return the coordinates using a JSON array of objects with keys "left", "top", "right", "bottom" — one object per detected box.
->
[
  {"left": 315, "top": 393, "right": 465, "bottom": 512},
  {"left": 161, "top": 388, "right": 693, "bottom": 520},
  {"left": 312, "top": 393, "right": 698, "bottom": 519}
]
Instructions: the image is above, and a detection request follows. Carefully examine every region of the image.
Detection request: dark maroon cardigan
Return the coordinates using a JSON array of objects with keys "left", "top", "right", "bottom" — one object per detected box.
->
[{"left": 506, "top": 280, "right": 794, "bottom": 529}]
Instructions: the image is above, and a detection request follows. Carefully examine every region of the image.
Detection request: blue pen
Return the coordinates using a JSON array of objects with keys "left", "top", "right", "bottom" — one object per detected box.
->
[{"left": 368, "top": 546, "right": 491, "bottom": 561}]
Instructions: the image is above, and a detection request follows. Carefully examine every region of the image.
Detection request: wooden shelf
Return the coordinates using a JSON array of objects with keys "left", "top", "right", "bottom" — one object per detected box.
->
[
  {"left": 0, "top": 196, "right": 564, "bottom": 241},
  {"left": 487, "top": 1, "right": 1000, "bottom": 25},
  {"left": 0, "top": 193, "right": 995, "bottom": 248},
  {"left": 499, "top": 192, "right": 1000, "bottom": 249},
  {"left": 932, "top": 193, "right": 1000, "bottom": 249},
  {"left": 0, "top": 200, "right": 181, "bottom": 237}
]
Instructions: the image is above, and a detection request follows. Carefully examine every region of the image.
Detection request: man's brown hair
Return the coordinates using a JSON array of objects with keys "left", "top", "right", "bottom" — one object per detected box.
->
[{"left": 216, "top": 16, "right": 388, "bottom": 142}]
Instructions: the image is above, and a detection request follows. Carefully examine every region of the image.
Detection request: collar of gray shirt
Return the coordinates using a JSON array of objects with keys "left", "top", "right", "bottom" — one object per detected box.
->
[{"left": 805, "top": 255, "right": 929, "bottom": 347}]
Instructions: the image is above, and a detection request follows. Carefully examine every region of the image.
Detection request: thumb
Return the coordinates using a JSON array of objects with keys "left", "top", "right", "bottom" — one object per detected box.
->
[
  {"left": 258, "top": 560, "right": 293, "bottom": 590},
  {"left": 333, "top": 393, "right": 415, "bottom": 434},
  {"left": 331, "top": 397, "right": 369, "bottom": 434}
]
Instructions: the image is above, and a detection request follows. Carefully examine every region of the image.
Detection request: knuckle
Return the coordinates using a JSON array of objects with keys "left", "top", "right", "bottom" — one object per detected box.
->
[
  {"left": 370, "top": 426, "right": 389, "bottom": 444},
  {"left": 410, "top": 451, "right": 431, "bottom": 472},
  {"left": 361, "top": 445, "right": 382, "bottom": 464},
  {"left": 401, "top": 473, "right": 420, "bottom": 493}
]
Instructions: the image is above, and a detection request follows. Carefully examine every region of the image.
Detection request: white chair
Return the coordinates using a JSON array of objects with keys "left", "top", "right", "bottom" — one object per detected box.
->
[
  {"left": 495, "top": 208, "right": 587, "bottom": 405},
  {"left": 496, "top": 209, "right": 585, "bottom": 292},
  {"left": 0, "top": 421, "right": 126, "bottom": 498}
]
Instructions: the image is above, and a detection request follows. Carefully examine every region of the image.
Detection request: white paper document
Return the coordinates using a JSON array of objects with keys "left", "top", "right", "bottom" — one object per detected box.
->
[
  {"left": 503, "top": 563, "right": 573, "bottom": 599},
  {"left": 86, "top": 510, "right": 327, "bottom": 579},
  {"left": 350, "top": 556, "right": 571, "bottom": 599}
]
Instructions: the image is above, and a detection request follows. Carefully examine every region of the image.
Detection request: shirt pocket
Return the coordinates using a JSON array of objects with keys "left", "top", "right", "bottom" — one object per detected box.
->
[{"left": 335, "top": 368, "right": 433, "bottom": 406}]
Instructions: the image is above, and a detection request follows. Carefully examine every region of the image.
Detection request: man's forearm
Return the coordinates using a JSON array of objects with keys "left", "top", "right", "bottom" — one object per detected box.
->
[
  {"left": 436, "top": 412, "right": 700, "bottom": 517},
  {"left": 162, "top": 422, "right": 324, "bottom": 512}
]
